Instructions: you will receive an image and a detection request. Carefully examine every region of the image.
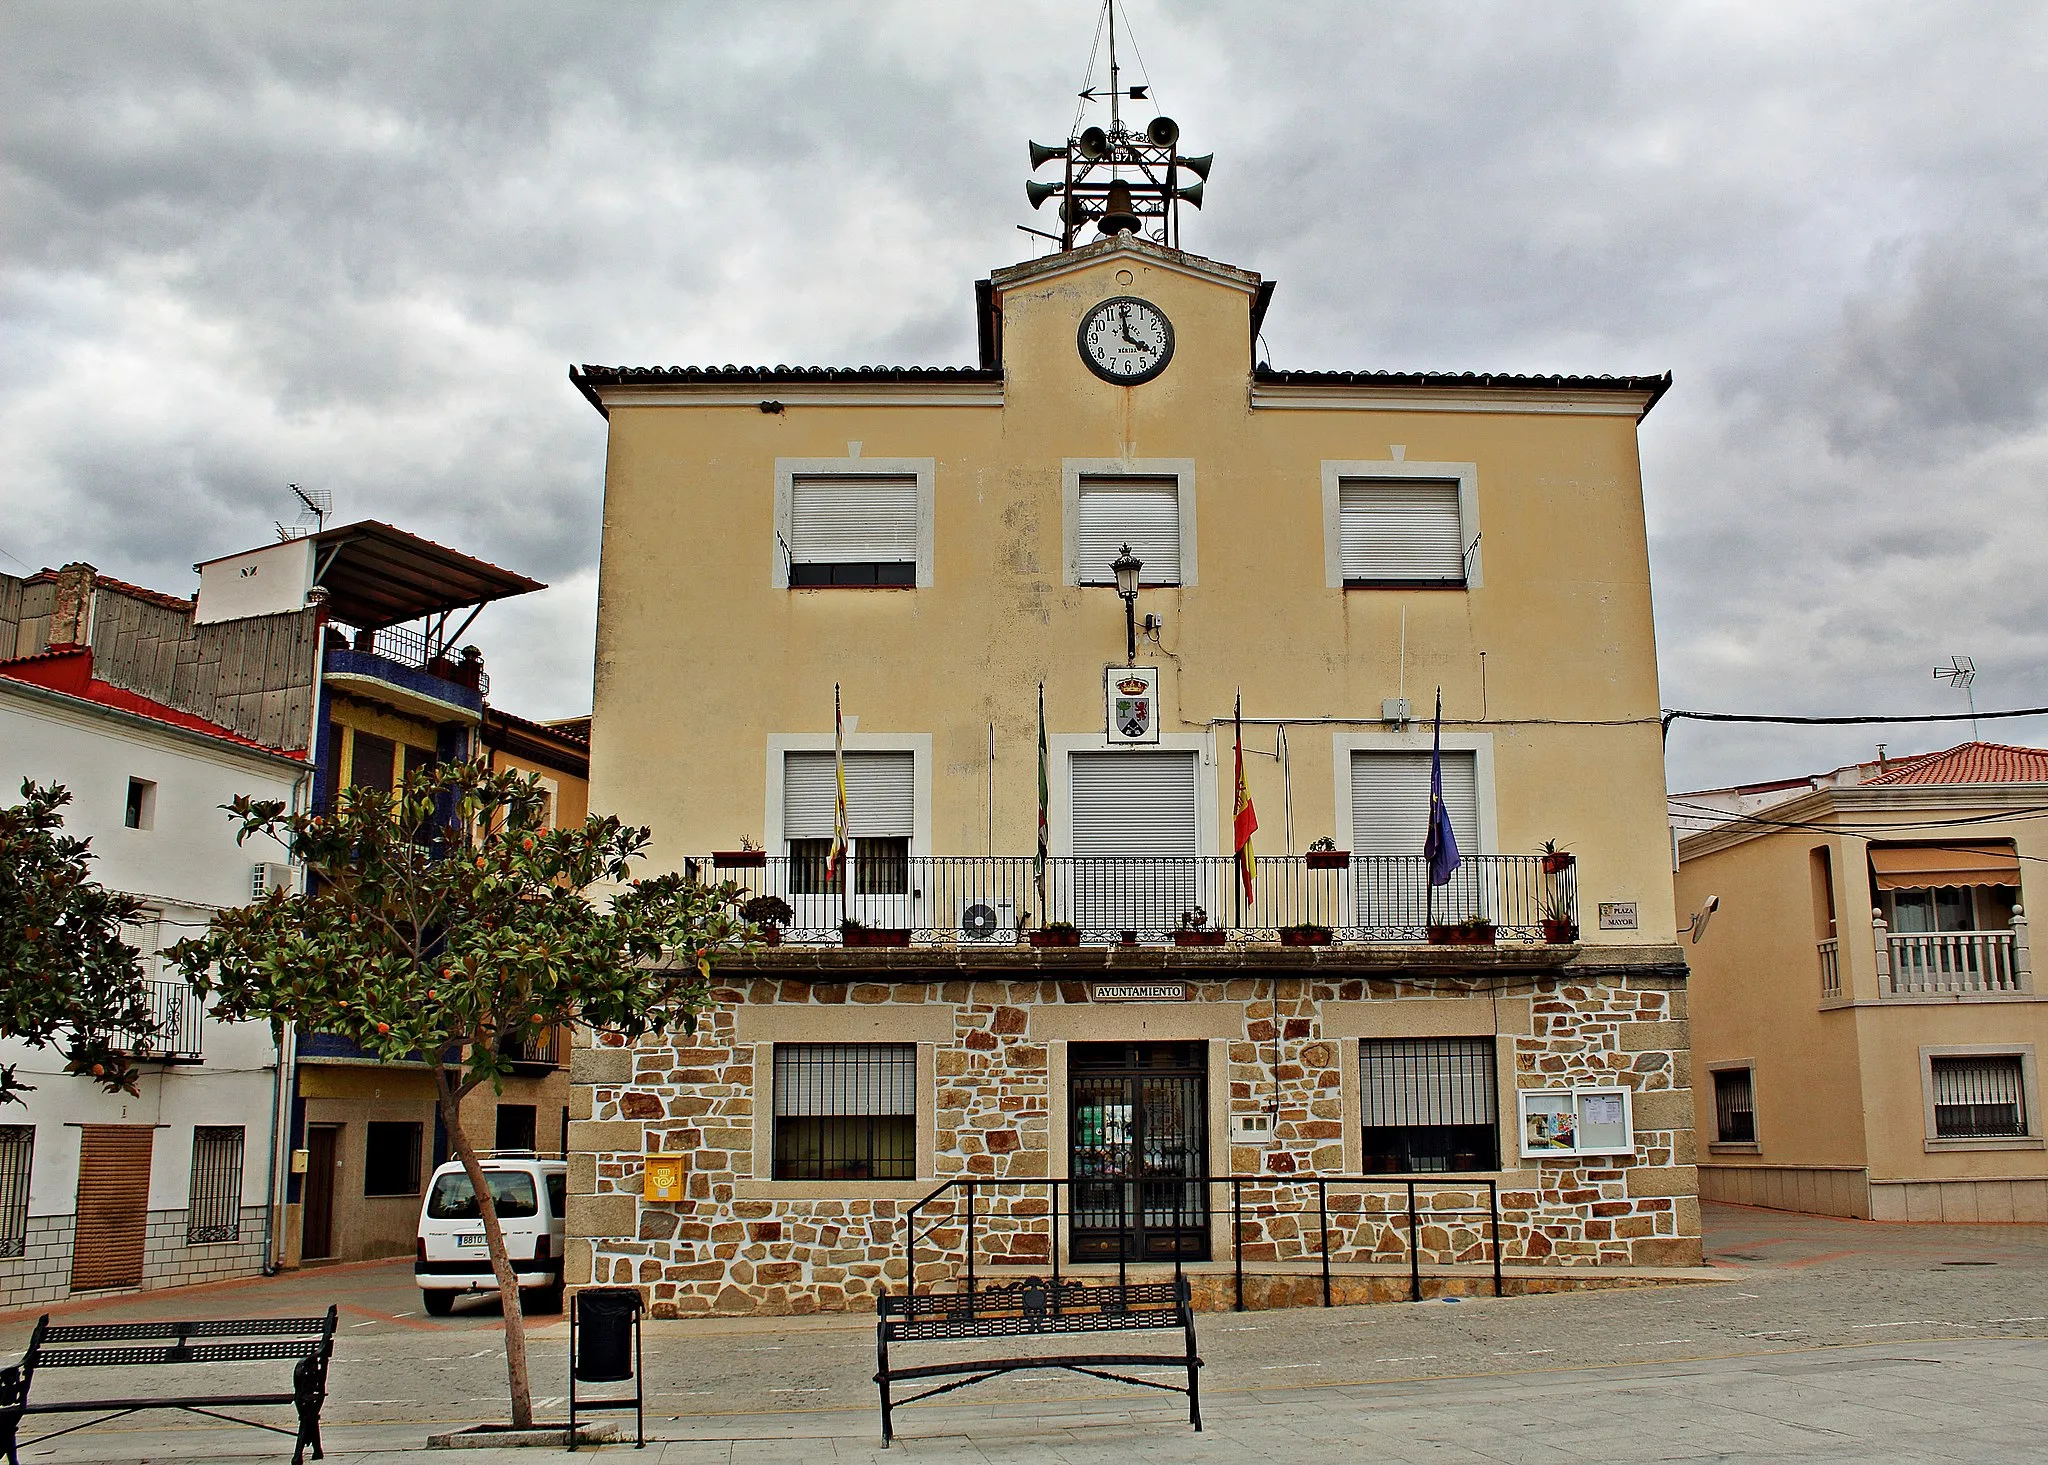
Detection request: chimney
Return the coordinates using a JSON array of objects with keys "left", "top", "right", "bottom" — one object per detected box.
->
[{"left": 45, "top": 563, "right": 96, "bottom": 651}]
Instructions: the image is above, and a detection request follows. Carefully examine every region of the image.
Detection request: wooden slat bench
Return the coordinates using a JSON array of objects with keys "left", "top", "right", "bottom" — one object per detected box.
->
[
  {"left": 874, "top": 1276, "right": 1201, "bottom": 1446},
  {"left": 0, "top": 1306, "right": 337, "bottom": 1465}
]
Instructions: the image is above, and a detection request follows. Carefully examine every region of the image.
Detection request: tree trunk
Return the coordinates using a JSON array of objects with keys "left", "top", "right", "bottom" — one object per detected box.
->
[{"left": 435, "top": 1069, "right": 534, "bottom": 1429}]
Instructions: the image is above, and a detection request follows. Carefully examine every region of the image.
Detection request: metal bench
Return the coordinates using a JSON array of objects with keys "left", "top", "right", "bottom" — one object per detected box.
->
[
  {"left": 874, "top": 1276, "right": 1201, "bottom": 1446},
  {"left": 0, "top": 1306, "right": 337, "bottom": 1465}
]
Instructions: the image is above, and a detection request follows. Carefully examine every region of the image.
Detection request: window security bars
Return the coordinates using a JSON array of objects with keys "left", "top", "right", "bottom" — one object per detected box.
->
[
  {"left": 703, "top": 852, "right": 1565, "bottom": 946},
  {"left": 1360, "top": 1038, "right": 1499, "bottom": 1173},
  {"left": 363, "top": 1122, "right": 424, "bottom": 1196},
  {"left": 773, "top": 1045, "right": 916, "bottom": 1181},
  {"left": 187, "top": 1126, "right": 246, "bottom": 1243},
  {"left": 0, "top": 1126, "right": 31, "bottom": 1258},
  {"left": 1931, "top": 1056, "right": 2028, "bottom": 1139},
  {"left": 1713, "top": 1070, "right": 1756, "bottom": 1144}
]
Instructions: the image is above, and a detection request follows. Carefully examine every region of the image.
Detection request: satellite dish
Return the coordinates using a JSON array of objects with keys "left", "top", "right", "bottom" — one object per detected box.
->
[
  {"left": 961, "top": 902, "right": 999, "bottom": 939},
  {"left": 1686, "top": 894, "right": 1721, "bottom": 944}
]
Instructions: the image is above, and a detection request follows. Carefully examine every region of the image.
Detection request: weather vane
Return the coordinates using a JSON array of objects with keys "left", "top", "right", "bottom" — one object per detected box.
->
[
  {"left": 1933, "top": 654, "right": 1978, "bottom": 739},
  {"left": 1022, "top": 0, "right": 1211, "bottom": 252}
]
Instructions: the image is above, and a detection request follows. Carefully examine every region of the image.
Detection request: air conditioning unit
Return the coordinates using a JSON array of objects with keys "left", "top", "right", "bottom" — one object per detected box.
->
[
  {"left": 958, "top": 898, "right": 1017, "bottom": 942},
  {"left": 251, "top": 862, "right": 295, "bottom": 901}
]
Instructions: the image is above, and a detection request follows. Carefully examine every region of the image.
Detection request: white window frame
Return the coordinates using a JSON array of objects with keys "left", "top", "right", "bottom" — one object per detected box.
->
[
  {"left": 1048, "top": 732, "right": 1218, "bottom": 858},
  {"left": 763, "top": 732, "right": 932, "bottom": 855},
  {"left": 1321, "top": 459, "right": 1481, "bottom": 590},
  {"left": 1919, "top": 1044, "right": 2042, "bottom": 1152},
  {"left": 1062, "top": 458, "right": 1198, "bottom": 588},
  {"left": 1332, "top": 728, "right": 1498, "bottom": 856},
  {"left": 772, "top": 456, "right": 936, "bottom": 590},
  {"left": 1517, "top": 1086, "right": 1635, "bottom": 1159}
]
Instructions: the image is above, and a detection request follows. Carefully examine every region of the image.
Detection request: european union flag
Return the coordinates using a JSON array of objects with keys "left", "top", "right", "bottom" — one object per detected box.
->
[{"left": 1424, "top": 688, "right": 1461, "bottom": 887}]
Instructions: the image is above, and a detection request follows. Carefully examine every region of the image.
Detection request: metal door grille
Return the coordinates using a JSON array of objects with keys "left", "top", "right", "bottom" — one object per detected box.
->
[
  {"left": 1713, "top": 1069, "right": 1756, "bottom": 1144},
  {"left": 1931, "top": 1055, "right": 2027, "bottom": 1138},
  {"left": 1069, "top": 1044, "right": 1208, "bottom": 1260},
  {"left": 0, "top": 1126, "right": 30, "bottom": 1258},
  {"left": 1360, "top": 1037, "right": 1499, "bottom": 1172},
  {"left": 187, "top": 1126, "right": 245, "bottom": 1243}
]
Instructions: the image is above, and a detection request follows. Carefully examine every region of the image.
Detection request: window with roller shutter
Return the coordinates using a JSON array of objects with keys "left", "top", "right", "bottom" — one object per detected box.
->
[
  {"left": 1069, "top": 750, "right": 1201, "bottom": 931},
  {"left": 787, "top": 475, "right": 919, "bottom": 586},
  {"left": 1076, "top": 477, "right": 1182, "bottom": 586},
  {"left": 1351, "top": 750, "right": 1484, "bottom": 928},
  {"left": 1339, "top": 479, "right": 1467, "bottom": 586},
  {"left": 70, "top": 1125, "right": 153, "bottom": 1291},
  {"left": 783, "top": 750, "right": 915, "bottom": 894}
]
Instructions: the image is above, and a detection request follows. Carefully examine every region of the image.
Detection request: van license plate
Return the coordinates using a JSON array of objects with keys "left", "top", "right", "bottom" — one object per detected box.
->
[{"left": 457, "top": 1234, "right": 486, "bottom": 1248}]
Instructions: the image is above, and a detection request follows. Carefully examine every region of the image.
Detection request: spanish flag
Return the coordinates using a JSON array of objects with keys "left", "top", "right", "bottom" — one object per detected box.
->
[
  {"left": 1233, "top": 692, "right": 1258, "bottom": 902},
  {"left": 827, "top": 683, "right": 849, "bottom": 882}
]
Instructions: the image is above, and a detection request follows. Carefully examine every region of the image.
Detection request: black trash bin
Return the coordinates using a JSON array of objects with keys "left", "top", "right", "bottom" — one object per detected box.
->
[{"left": 569, "top": 1286, "right": 643, "bottom": 1448}]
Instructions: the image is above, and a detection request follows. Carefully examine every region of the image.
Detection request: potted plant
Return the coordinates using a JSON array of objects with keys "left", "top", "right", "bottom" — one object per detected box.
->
[
  {"left": 1118, "top": 929, "right": 1139, "bottom": 947},
  {"left": 840, "top": 918, "right": 911, "bottom": 948},
  {"left": 1539, "top": 840, "right": 1575, "bottom": 875},
  {"left": 1279, "top": 923, "right": 1333, "bottom": 946},
  {"left": 741, "top": 894, "right": 793, "bottom": 946},
  {"left": 713, "top": 838, "right": 768, "bottom": 868},
  {"left": 1172, "top": 907, "right": 1226, "bottom": 947},
  {"left": 1427, "top": 916, "right": 1497, "bottom": 946},
  {"left": 1541, "top": 887, "right": 1578, "bottom": 944},
  {"left": 1029, "top": 921, "right": 1082, "bottom": 948},
  {"left": 1305, "top": 836, "right": 1350, "bottom": 871}
]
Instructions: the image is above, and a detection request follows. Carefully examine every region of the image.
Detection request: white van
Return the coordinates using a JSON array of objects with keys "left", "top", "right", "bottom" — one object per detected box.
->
[{"left": 414, "top": 1153, "right": 567, "bottom": 1316}]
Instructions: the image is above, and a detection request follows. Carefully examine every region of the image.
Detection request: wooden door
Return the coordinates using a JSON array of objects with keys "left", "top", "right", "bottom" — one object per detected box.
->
[
  {"left": 70, "top": 1125, "right": 153, "bottom": 1291},
  {"left": 303, "top": 1125, "right": 340, "bottom": 1260}
]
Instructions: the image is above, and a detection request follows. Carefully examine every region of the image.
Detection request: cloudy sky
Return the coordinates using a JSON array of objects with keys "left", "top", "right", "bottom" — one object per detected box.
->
[{"left": 5, "top": 0, "right": 2045, "bottom": 792}]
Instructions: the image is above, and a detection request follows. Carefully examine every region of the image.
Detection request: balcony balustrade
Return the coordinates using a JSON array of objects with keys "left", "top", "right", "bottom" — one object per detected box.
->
[
  {"left": 1817, "top": 937, "right": 1841, "bottom": 1000},
  {"left": 698, "top": 853, "right": 1570, "bottom": 947},
  {"left": 110, "top": 979, "right": 206, "bottom": 1062},
  {"left": 1868, "top": 907, "right": 2033, "bottom": 998}
]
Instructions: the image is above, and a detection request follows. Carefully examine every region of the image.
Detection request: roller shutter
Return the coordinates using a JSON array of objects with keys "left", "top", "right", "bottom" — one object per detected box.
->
[
  {"left": 784, "top": 751, "right": 914, "bottom": 839},
  {"left": 1339, "top": 480, "right": 1465, "bottom": 583},
  {"left": 1350, "top": 751, "right": 1478, "bottom": 856},
  {"left": 1071, "top": 750, "right": 1199, "bottom": 856},
  {"left": 1077, "top": 478, "right": 1181, "bottom": 586},
  {"left": 789, "top": 476, "right": 918, "bottom": 566},
  {"left": 70, "top": 1125, "right": 154, "bottom": 1291}
]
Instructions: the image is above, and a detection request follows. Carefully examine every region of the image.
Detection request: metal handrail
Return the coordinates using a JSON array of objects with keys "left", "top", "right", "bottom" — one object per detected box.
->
[
  {"left": 110, "top": 980, "right": 205, "bottom": 1062},
  {"left": 902, "top": 1173, "right": 1504, "bottom": 1309}
]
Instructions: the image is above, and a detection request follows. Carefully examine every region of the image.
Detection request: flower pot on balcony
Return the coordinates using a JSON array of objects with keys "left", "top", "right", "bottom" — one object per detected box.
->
[
  {"left": 713, "top": 850, "right": 767, "bottom": 868},
  {"left": 1428, "top": 923, "right": 1496, "bottom": 946},
  {"left": 1279, "top": 925, "right": 1333, "bottom": 946},
  {"left": 1029, "top": 927, "right": 1081, "bottom": 948},
  {"left": 1540, "top": 851, "right": 1574, "bottom": 875},
  {"left": 1118, "top": 930, "right": 1139, "bottom": 947},
  {"left": 1172, "top": 930, "right": 1227, "bottom": 947},
  {"left": 1541, "top": 918, "right": 1578, "bottom": 944},
  {"left": 1305, "top": 849, "right": 1351, "bottom": 871},
  {"left": 841, "top": 927, "right": 911, "bottom": 948}
]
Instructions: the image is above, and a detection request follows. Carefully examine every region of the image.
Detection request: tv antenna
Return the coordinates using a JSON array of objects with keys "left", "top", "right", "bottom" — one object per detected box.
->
[
  {"left": 276, "top": 483, "right": 332, "bottom": 541},
  {"left": 1933, "top": 655, "right": 1978, "bottom": 739}
]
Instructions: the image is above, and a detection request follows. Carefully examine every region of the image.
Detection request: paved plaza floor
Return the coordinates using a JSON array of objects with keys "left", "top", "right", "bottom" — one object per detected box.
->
[{"left": 3, "top": 1203, "right": 2044, "bottom": 1462}]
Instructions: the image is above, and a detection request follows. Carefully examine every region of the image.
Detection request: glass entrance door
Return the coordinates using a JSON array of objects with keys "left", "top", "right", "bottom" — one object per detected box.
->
[{"left": 1069, "top": 1043, "right": 1209, "bottom": 1261}]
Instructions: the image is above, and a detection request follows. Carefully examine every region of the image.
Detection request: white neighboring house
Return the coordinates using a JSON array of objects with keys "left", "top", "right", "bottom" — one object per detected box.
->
[{"left": 0, "top": 650, "right": 306, "bottom": 1307}]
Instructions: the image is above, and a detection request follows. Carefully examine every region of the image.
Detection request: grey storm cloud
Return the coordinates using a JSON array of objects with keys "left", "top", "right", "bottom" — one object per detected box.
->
[{"left": 4, "top": 0, "right": 2048, "bottom": 791}]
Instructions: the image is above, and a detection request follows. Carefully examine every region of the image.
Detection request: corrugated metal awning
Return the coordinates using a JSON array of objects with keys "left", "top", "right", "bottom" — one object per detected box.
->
[
  {"left": 1869, "top": 843, "right": 2021, "bottom": 890},
  {"left": 308, "top": 521, "right": 544, "bottom": 630}
]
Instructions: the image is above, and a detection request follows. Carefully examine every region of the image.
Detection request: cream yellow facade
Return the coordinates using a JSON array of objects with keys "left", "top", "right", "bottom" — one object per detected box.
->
[
  {"left": 564, "top": 235, "right": 1700, "bottom": 1316},
  {"left": 1678, "top": 773, "right": 2046, "bottom": 1222}
]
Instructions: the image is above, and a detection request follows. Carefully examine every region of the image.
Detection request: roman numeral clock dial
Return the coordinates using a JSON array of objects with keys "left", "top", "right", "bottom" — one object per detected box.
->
[{"left": 1079, "top": 296, "right": 1174, "bottom": 385}]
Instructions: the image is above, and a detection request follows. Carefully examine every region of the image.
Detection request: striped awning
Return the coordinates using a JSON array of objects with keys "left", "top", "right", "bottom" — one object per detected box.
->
[{"left": 1869, "top": 843, "right": 2021, "bottom": 891}]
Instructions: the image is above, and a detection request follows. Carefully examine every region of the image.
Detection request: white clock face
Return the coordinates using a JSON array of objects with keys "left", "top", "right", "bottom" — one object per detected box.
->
[{"left": 1079, "top": 296, "right": 1175, "bottom": 385}]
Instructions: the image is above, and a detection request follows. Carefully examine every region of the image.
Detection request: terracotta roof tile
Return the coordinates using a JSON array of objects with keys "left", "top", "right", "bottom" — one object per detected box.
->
[{"left": 1865, "top": 741, "right": 2048, "bottom": 785}]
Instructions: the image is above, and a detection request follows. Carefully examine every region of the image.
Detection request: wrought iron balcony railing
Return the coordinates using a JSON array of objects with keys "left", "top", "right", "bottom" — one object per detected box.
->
[
  {"left": 697, "top": 853, "right": 1573, "bottom": 947},
  {"left": 110, "top": 980, "right": 206, "bottom": 1062}
]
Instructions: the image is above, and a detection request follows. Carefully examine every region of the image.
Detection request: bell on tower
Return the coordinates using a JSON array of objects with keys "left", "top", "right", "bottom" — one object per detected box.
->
[{"left": 1021, "top": 0, "right": 1211, "bottom": 252}]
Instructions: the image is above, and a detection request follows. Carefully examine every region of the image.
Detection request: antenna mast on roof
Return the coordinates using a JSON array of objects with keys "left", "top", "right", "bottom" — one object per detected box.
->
[
  {"left": 275, "top": 484, "right": 332, "bottom": 541},
  {"left": 1022, "top": 0, "right": 1211, "bottom": 251},
  {"left": 1933, "top": 655, "right": 1979, "bottom": 739}
]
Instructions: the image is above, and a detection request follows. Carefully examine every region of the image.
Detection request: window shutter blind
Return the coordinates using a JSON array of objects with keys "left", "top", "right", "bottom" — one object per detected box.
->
[
  {"left": 1339, "top": 480, "right": 1465, "bottom": 582},
  {"left": 784, "top": 751, "right": 914, "bottom": 839},
  {"left": 789, "top": 476, "right": 919, "bottom": 564},
  {"left": 1070, "top": 751, "right": 1200, "bottom": 856},
  {"left": 1350, "top": 751, "right": 1479, "bottom": 856},
  {"left": 775, "top": 1044, "right": 916, "bottom": 1117},
  {"left": 1077, "top": 478, "right": 1181, "bottom": 585},
  {"left": 1361, "top": 1038, "right": 1496, "bottom": 1127},
  {"left": 70, "top": 1125, "right": 153, "bottom": 1292}
]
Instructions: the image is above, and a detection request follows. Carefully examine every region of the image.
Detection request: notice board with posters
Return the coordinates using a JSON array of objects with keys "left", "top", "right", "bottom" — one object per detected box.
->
[{"left": 1517, "top": 1087, "right": 1634, "bottom": 1159}]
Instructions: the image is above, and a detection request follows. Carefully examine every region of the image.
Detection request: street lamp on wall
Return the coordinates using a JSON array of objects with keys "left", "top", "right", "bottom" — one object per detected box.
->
[{"left": 1111, "top": 543, "right": 1142, "bottom": 663}]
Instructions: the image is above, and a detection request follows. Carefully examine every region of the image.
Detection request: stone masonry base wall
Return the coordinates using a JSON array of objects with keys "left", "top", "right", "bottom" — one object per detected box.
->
[
  {"left": 0, "top": 1205, "right": 267, "bottom": 1311},
  {"left": 570, "top": 970, "right": 1699, "bottom": 1317}
]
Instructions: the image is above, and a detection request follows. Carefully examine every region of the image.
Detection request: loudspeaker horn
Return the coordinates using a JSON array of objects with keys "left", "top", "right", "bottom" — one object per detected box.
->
[
  {"left": 1146, "top": 116, "right": 1180, "bottom": 147},
  {"left": 1176, "top": 181, "right": 1205, "bottom": 209},
  {"left": 1028, "top": 140, "right": 1065, "bottom": 170},
  {"left": 1060, "top": 196, "right": 1091, "bottom": 226},
  {"left": 1178, "top": 152, "right": 1213, "bottom": 180},
  {"left": 1025, "top": 180, "right": 1061, "bottom": 210},
  {"left": 1078, "top": 126, "right": 1110, "bottom": 161}
]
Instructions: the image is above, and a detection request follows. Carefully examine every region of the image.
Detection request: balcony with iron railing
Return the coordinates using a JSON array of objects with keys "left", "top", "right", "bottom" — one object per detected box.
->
[
  {"left": 109, "top": 980, "right": 206, "bottom": 1063},
  {"left": 322, "top": 623, "right": 487, "bottom": 716},
  {"left": 696, "top": 853, "right": 1576, "bottom": 950}
]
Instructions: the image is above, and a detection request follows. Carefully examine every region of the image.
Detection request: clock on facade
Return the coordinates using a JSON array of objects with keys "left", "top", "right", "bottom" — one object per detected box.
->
[{"left": 1078, "top": 296, "right": 1175, "bottom": 385}]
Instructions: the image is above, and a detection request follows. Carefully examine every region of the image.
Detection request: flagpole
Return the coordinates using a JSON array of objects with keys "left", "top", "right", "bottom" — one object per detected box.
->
[
  {"left": 1234, "top": 692, "right": 1244, "bottom": 932},
  {"left": 834, "top": 683, "right": 847, "bottom": 935},
  {"left": 1035, "top": 681, "right": 1049, "bottom": 929}
]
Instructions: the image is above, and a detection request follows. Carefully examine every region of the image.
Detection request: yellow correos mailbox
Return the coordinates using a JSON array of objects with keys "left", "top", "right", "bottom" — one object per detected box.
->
[{"left": 642, "top": 1154, "right": 684, "bottom": 1202}]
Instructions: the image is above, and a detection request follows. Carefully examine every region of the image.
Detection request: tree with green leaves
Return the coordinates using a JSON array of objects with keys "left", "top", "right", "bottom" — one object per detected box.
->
[
  {"left": 169, "top": 759, "right": 750, "bottom": 1430},
  {"left": 1, "top": 780, "right": 159, "bottom": 1105}
]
